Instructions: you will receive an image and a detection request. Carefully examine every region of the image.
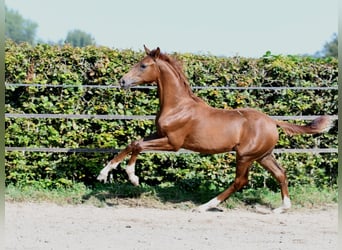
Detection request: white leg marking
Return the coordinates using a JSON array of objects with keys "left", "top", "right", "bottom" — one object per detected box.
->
[
  {"left": 273, "top": 196, "right": 291, "bottom": 214},
  {"left": 126, "top": 163, "right": 139, "bottom": 186},
  {"left": 195, "top": 198, "right": 221, "bottom": 212},
  {"left": 97, "top": 161, "right": 119, "bottom": 183},
  {"left": 283, "top": 196, "right": 291, "bottom": 208}
]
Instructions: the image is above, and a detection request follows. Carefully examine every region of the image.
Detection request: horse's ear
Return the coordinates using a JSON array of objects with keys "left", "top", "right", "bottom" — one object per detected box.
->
[
  {"left": 154, "top": 47, "right": 161, "bottom": 58},
  {"left": 144, "top": 45, "right": 151, "bottom": 55}
]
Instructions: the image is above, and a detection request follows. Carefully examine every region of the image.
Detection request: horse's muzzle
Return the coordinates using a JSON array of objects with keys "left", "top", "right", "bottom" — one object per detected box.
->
[{"left": 119, "top": 78, "right": 131, "bottom": 89}]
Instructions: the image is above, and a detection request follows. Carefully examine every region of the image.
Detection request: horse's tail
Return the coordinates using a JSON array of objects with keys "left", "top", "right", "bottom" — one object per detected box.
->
[{"left": 275, "top": 115, "right": 332, "bottom": 136}]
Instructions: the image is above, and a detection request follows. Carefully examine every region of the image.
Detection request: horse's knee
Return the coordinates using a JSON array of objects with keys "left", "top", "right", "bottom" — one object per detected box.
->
[{"left": 129, "top": 140, "right": 144, "bottom": 154}]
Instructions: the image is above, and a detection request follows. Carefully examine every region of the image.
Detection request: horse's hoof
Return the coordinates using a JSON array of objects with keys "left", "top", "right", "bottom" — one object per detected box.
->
[
  {"left": 97, "top": 174, "right": 108, "bottom": 183},
  {"left": 129, "top": 175, "right": 139, "bottom": 186}
]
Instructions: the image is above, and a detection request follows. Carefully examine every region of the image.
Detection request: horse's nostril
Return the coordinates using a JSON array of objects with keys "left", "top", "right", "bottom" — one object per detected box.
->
[{"left": 120, "top": 79, "right": 125, "bottom": 86}]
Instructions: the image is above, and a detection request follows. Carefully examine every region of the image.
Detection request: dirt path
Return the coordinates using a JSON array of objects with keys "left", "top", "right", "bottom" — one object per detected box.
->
[{"left": 5, "top": 202, "right": 337, "bottom": 250}]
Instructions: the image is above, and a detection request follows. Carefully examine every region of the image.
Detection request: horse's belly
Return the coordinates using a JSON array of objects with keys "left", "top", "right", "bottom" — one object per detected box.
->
[{"left": 182, "top": 129, "right": 239, "bottom": 154}]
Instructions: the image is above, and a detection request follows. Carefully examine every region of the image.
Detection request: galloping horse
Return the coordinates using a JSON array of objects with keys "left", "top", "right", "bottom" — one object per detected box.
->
[{"left": 97, "top": 46, "right": 331, "bottom": 213}]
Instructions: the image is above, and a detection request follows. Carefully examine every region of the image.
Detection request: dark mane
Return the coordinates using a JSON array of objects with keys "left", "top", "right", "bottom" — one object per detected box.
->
[{"left": 149, "top": 49, "right": 205, "bottom": 104}]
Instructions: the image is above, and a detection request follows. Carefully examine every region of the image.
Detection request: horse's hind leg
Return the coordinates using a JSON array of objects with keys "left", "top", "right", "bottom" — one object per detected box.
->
[
  {"left": 257, "top": 153, "right": 291, "bottom": 213},
  {"left": 196, "top": 157, "right": 253, "bottom": 212}
]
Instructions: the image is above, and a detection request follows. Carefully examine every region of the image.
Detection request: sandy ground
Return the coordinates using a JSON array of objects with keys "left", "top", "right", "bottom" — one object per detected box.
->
[{"left": 5, "top": 202, "right": 337, "bottom": 250}]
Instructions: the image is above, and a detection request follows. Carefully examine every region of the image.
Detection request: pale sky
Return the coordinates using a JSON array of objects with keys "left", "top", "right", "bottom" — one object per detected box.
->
[{"left": 5, "top": 0, "right": 338, "bottom": 57}]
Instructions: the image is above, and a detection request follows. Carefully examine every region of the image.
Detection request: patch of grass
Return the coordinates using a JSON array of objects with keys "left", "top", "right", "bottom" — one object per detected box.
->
[
  {"left": 5, "top": 182, "right": 337, "bottom": 211},
  {"left": 5, "top": 183, "right": 90, "bottom": 205},
  {"left": 287, "top": 185, "right": 338, "bottom": 209},
  {"left": 224, "top": 185, "right": 337, "bottom": 210}
]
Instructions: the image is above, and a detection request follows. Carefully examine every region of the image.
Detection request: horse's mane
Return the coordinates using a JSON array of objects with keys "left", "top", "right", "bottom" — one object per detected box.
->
[{"left": 149, "top": 49, "right": 206, "bottom": 104}]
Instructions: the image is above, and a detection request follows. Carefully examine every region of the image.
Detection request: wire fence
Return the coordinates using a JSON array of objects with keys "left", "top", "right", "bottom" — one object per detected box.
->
[
  {"left": 5, "top": 82, "right": 339, "bottom": 91},
  {"left": 5, "top": 83, "right": 338, "bottom": 154},
  {"left": 4, "top": 147, "right": 338, "bottom": 154},
  {"left": 4, "top": 113, "right": 338, "bottom": 121}
]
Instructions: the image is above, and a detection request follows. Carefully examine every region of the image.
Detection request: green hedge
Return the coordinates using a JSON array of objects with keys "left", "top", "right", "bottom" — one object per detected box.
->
[{"left": 5, "top": 41, "right": 338, "bottom": 191}]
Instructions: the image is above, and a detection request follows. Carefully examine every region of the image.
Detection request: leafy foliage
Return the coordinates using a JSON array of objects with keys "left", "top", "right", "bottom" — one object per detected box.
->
[{"left": 5, "top": 41, "right": 338, "bottom": 191}]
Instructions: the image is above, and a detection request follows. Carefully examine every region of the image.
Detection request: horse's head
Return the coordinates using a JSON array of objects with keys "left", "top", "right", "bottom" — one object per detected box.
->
[{"left": 119, "top": 45, "right": 161, "bottom": 89}]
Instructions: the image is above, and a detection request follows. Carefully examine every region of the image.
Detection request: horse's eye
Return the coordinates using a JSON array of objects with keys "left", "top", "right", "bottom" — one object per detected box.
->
[{"left": 140, "top": 64, "right": 147, "bottom": 69}]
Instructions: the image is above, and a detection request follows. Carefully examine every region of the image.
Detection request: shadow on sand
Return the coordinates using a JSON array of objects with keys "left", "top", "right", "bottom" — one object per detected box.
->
[{"left": 81, "top": 178, "right": 273, "bottom": 209}]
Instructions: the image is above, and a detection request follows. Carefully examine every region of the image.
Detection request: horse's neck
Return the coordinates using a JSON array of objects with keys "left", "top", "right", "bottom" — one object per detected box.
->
[{"left": 156, "top": 61, "right": 195, "bottom": 110}]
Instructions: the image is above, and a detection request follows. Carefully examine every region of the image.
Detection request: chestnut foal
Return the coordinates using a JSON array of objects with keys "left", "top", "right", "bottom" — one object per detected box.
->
[{"left": 97, "top": 46, "right": 331, "bottom": 213}]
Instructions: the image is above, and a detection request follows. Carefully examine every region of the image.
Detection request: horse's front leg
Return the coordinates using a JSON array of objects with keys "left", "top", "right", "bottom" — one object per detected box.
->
[
  {"left": 97, "top": 143, "right": 135, "bottom": 183},
  {"left": 123, "top": 136, "right": 177, "bottom": 185},
  {"left": 98, "top": 135, "right": 177, "bottom": 185},
  {"left": 125, "top": 152, "right": 140, "bottom": 186}
]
